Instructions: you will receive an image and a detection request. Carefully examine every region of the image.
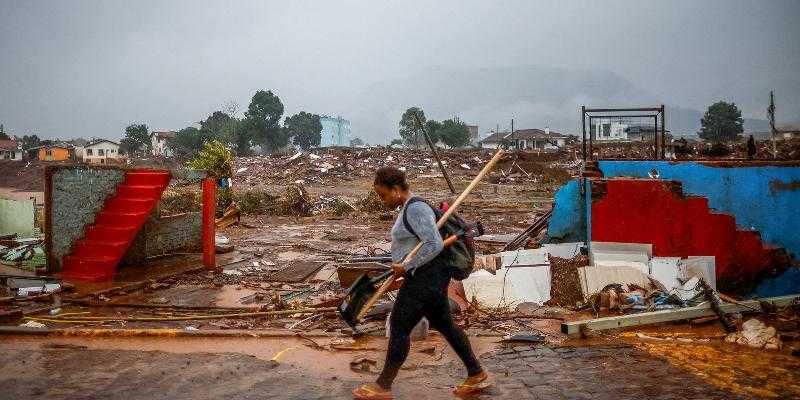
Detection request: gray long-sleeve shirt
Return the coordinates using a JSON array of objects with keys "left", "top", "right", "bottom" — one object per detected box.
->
[{"left": 391, "top": 196, "right": 444, "bottom": 274}]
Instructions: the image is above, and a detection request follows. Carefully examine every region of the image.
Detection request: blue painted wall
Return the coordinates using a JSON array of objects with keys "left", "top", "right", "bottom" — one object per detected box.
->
[
  {"left": 545, "top": 179, "right": 586, "bottom": 243},
  {"left": 598, "top": 161, "right": 800, "bottom": 259}
]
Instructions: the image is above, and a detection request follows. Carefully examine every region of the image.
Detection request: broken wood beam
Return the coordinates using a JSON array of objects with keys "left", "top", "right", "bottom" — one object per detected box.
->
[
  {"left": 561, "top": 294, "right": 800, "bottom": 335},
  {"left": 699, "top": 278, "right": 736, "bottom": 333}
]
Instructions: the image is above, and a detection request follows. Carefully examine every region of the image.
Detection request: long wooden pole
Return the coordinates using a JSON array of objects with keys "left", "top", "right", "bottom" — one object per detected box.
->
[
  {"left": 355, "top": 149, "right": 505, "bottom": 322},
  {"left": 412, "top": 112, "right": 456, "bottom": 194}
]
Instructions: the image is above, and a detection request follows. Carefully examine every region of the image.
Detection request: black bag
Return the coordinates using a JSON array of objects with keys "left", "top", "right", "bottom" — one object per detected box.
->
[{"left": 402, "top": 197, "right": 480, "bottom": 280}]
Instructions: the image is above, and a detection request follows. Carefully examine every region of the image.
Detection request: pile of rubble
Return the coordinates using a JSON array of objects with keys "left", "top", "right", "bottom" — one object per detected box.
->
[{"left": 231, "top": 147, "right": 576, "bottom": 188}]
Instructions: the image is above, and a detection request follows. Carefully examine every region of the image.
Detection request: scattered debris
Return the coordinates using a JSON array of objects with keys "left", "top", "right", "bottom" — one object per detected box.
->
[{"left": 725, "top": 319, "right": 782, "bottom": 350}]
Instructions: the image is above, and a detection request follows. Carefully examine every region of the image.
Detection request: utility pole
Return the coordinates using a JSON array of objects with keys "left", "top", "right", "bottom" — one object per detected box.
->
[{"left": 768, "top": 90, "right": 777, "bottom": 158}]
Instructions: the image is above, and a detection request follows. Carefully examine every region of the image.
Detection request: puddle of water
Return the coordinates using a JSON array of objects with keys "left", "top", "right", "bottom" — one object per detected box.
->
[
  {"left": 214, "top": 285, "right": 260, "bottom": 308},
  {"left": 633, "top": 339, "right": 800, "bottom": 399}
]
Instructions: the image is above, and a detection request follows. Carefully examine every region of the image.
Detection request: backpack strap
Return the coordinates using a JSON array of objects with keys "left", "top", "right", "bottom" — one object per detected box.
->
[{"left": 402, "top": 196, "right": 428, "bottom": 239}]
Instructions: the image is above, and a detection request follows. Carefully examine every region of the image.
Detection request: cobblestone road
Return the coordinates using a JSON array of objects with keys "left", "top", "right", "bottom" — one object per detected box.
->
[{"left": 0, "top": 343, "right": 745, "bottom": 399}]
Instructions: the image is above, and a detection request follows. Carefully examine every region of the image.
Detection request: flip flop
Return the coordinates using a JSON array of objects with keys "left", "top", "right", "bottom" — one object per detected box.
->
[
  {"left": 453, "top": 373, "right": 493, "bottom": 397},
  {"left": 352, "top": 384, "right": 393, "bottom": 400}
]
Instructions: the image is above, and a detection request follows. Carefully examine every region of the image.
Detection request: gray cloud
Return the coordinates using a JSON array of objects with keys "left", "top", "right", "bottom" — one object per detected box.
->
[{"left": 1, "top": 0, "right": 798, "bottom": 143}]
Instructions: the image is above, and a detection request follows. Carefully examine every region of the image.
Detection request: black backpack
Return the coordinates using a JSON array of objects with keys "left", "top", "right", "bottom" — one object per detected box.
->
[{"left": 402, "top": 197, "right": 480, "bottom": 280}]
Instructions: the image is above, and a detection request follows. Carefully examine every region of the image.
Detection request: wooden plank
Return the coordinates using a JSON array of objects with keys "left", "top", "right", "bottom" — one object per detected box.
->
[
  {"left": 268, "top": 261, "right": 327, "bottom": 283},
  {"left": 561, "top": 294, "right": 800, "bottom": 335}
]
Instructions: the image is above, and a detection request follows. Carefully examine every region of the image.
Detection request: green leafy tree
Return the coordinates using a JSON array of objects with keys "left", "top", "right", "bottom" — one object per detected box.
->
[
  {"left": 390, "top": 138, "right": 404, "bottom": 147},
  {"left": 399, "top": 107, "right": 426, "bottom": 147},
  {"left": 424, "top": 120, "right": 442, "bottom": 145},
  {"left": 168, "top": 127, "right": 202, "bottom": 158},
  {"left": 21, "top": 134, "right": 41, "bottom": 149},
  {"left": 350, "top": 137, "right": 365, "bottom": 147},
  {"left": 438, "top": 119, "right": 470, "bottom": 148},
  {"left": 699, "top": 101, "right": 744, "bottom": 143},
  {"left": 226, "top": 119, "right": 252, "bottom": 156},
  {"left": 244, "top": 90, "right": 286, "bottom": 153},
  {"left": 286, "top": 112, "right": 322, "bottom": 150},
  {"left": 200, "top": 111, "right": 232, "bottom": 139},
  {"left": 189, "top": 139, "right": 233, "bottom": 178},
  {"left": 119, "top": 124, "right": 150, "bottom": 156}
]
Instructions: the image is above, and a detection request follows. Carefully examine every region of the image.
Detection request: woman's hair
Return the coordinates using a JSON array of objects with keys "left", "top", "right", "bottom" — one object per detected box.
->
[{"left": 374, "top": 166, "right": 409, "bottom": 190}]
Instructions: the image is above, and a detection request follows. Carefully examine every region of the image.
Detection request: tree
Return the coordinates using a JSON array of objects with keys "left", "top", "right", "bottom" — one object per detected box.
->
[
  {"left": 168, "top": 127, "right": 202, "bottom": 158},
  {"left": 189, "top": 140, "right": 233, "bottom": 178},
  {"left": 21, "top": 134, "right": 41, "bottom": 149},
  {"left": 244, "top": 90, "right": 286, "bottom": 153},
  {"left": 438, "top": 119, "right": 470, "bottom": 148},
  {"left": 120, "top": 124, "right": 150, "bottom": 156},
  {"left": 350, "top": 137, "right": 365, "bottom": 147},
  {"left": 399, "top": 107, "right": 426, "bottom": 147},
  {"left": 699, "top": 101, "right": 744, "bottom": 143},
  {"left": 390, "top": 139, "right": 404, "bottom": 147},
  {"left": 200, "top": 111, "right": 232, "bottom": 139},
  {"left": 286, "top": 112, "right": 322, "bottom": 150},
  {"left": 424, "top": 120, "right": 442, "bottom": 145}
]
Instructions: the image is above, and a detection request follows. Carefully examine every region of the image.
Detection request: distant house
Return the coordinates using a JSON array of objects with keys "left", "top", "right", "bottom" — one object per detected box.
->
[
  {"left": 320, "top": 116, "right": 351, "bottom": 147},
  {"left": 480, "top": 128, "right": 568, "bottom": 150},
  {"left": 151, "top": 131, "right": 176, "bottom": 157},
  {"left": 0, "top": 139, "right": 23, "bottom": 161},
  {"left": 591, "top": 119, "right": 628, "bottom": 141},
  {"left": 28, "top": 144, "right": 73, "bottom": 161},
  {"left": 83, "top": 139, "right": 122, "bottom": 164},
  {"left": 778, "top": 124, "right": 800, "bottom": 140}
]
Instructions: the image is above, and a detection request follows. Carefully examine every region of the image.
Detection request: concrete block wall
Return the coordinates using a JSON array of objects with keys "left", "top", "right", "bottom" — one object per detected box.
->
[
  {"left": 122, "top": 212, "right": 202, "bottom": 265},
  {"left": 45, "top": 166, "right": 125, "bottom": 271}
]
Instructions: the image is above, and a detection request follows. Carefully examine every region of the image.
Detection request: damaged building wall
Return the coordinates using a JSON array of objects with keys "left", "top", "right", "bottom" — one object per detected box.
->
[
  {"left": 545, "top": 179, "right": 586, "bottom": 243},
  {"left": 598, "top": 160, "right": 800, "bottom": 259},
  {"left": 45, "top": 166, "right": 125, "bottom": 272},
  {"left": 121, "top": 212, "right": 202, "bottom": 265}
]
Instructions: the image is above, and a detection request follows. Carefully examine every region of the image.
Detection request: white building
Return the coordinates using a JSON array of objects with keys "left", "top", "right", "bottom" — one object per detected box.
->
[
  {"left": 151, "top": 131, "right": 176, "bottom": 157},
  {"left": 83, "top": 139, "right": 121, "bottom": 164},
  {"left": 592, "top": 119, "right": 628, "bottom": 141},
  {"left": 319, "top": 116, "right": 351, "bottom": 147},
  {"left": 0, "top": 139, "right": 23, "bottom": 161},
  {"left": 480, "top": 128, "right": 568, "bottom": 150}
]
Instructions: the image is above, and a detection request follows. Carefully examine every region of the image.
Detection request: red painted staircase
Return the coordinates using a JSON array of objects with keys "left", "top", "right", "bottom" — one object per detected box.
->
[
  {"left": 62, "top": 169, "right": 171, "bottom": 281},
  {"left": 590, "top": 179, "right": 789, "bottom": 289}
]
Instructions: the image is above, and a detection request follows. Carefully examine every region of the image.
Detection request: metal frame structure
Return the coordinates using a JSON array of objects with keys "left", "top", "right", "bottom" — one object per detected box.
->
[{"left": 581, "top": 105, "right": 666, "bottom": 161}]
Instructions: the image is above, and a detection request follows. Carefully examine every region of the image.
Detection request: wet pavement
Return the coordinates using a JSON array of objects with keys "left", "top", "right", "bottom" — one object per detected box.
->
[{"left": 0, "top": 336, "right": 764, "bottom": 399}]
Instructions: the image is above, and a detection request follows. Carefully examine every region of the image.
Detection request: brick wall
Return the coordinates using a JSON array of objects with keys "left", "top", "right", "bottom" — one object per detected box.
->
[
  {"left": 122, "top": 212, "right": 202, "bottom": 265},
  {"left": 46, "top": 166, "right": 125, "bottom": 271}
]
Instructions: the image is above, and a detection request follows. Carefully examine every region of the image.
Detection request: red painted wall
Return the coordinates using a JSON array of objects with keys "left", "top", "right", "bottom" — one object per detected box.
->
[{"left": 590, "top": 179, "right": 783, "bottom": 288}]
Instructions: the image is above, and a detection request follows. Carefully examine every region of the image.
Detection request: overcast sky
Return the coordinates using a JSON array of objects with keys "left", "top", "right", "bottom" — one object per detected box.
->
[{"left": 1, "top": 0, "right": 798, "bottom": 143}]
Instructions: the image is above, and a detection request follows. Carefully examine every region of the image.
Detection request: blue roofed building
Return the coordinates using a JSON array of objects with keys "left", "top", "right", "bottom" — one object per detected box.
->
[{"left": 319, "top": 116, "right": 351, "bottom": 147}]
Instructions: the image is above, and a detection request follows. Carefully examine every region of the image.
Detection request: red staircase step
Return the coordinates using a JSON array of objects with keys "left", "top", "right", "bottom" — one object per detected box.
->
[
  {"left": 123, "top": 171, "right": 171, "bottom": 186},
  {"left": 83, "top": 224, "right": 140, "bottom": 241},
  {"left": 62, "top": 255, "right": 118, "bottom": 282},
  {"left": 94, "top": 210, "right": 149, "bottom": 227},
  {"left": 104, "top": 198, "right": 157, "bottom": 214},
  {"left": 72, "top": 239, "right": 131, "bottom": 258},
  {"left": 115, "top": 184, "right": 163, "bottom": 199}
]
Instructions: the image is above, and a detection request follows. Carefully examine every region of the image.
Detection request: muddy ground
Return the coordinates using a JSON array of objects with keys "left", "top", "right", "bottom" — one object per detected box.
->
[{"left": 1, "top": 148, "right": 799, "bottom": 399}]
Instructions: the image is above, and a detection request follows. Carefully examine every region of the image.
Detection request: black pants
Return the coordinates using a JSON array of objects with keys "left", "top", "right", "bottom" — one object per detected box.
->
[{"left": 376, "top": 262, "right": 482, "bottom": 389}]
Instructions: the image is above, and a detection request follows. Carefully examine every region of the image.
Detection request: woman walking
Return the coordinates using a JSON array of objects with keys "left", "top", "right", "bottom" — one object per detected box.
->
[{"left": 352, "top": 166, "right": 489, "bottom": 399}]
